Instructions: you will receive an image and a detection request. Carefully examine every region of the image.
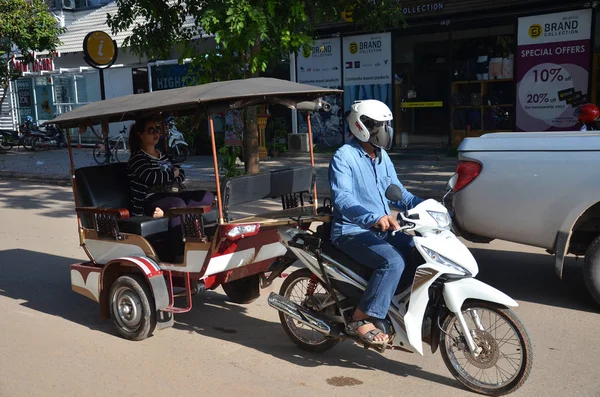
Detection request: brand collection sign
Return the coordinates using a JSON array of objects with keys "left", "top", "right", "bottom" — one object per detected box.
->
[
  {"left": 516, "top": 9, "right": 592, "bottom": 131},
  {"left": 297, "top": 38, "right": 342, "bottom": 87}
]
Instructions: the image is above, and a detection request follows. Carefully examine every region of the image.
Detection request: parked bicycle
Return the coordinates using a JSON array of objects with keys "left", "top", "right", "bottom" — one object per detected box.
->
[{"left": 92, "top": 125, "right": 129, "bottom": 164}]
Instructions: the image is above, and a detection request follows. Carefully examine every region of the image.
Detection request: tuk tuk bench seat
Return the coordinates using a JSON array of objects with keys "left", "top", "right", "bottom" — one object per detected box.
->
[
  {"left": 221, "top": 165, "right": 315, "bottom": 221},
  {"left": 74, "top": 162, "right": 216, "bottom": 238}
]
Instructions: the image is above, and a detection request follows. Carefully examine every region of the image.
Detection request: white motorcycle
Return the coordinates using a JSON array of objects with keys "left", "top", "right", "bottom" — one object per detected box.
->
[
  {"left": 161, "top": 116, "right": 189, "bottom": 162},
  {"left": 268, "top": 177, "right": 533, "bottom": 396}
]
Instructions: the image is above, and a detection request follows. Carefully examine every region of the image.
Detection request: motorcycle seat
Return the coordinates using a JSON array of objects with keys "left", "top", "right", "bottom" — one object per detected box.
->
[
  {"left": 320, "top": 240, "right": 418, "bottom": 294},
  {"left": 320, "top": 240, "right": 374, "bottom": 281}
]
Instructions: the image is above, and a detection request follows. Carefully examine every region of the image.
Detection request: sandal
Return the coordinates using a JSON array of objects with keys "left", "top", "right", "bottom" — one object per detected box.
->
[{"left": 345, "top": 319, "right": 389, "bottom": 347}]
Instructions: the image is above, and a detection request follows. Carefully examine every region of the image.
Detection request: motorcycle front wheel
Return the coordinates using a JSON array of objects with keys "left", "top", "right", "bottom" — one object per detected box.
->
[
  {"left": 278, "top": 268, "right": 339, "bottom": 353},
  {"left": 439, "top": 300, "right": 533, "bottom": 396}
]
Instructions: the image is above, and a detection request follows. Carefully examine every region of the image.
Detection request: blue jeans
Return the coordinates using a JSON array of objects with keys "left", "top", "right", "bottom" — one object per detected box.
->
[{"left": 333, "top": 230, "right": 414, "bottom": 319}]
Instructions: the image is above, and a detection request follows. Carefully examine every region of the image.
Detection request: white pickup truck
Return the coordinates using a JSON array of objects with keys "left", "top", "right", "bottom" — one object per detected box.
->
[{"left": 451, "top": 131, "right": 600, "bottom": 305}]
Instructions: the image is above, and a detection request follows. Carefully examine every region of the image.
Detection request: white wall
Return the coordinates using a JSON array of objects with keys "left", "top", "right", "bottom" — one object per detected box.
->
[
  {"left": 0, "top": 86, "right": 17, "bottom": 131},
  {"left": 103, "top": 67, "right": 134, "bottom": 137},
  {"left": 53, "top": 50, "right": 147, "bottom": 70}
]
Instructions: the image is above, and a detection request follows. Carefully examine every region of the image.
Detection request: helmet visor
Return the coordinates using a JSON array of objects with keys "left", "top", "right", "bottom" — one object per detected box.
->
[{"left": 367, "top": 120, "right": 394, "bottom": 150}]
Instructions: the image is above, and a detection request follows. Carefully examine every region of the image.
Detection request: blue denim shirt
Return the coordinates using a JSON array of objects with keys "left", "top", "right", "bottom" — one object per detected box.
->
[{"left": 329, "top": 139, "right": 424, "bottom": 242}]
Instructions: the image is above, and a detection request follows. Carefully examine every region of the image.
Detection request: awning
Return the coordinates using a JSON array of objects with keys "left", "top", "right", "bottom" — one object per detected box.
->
[{"left": 46, "top": 77, "right": 343, "bottom": 127}]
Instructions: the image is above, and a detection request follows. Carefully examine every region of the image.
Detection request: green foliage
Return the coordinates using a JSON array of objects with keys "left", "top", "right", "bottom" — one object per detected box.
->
[
  {"left": 107, "top": 0, "right": 407, "bottom": 83},
  {"left": 218, "top": 145, "right": 244, "bottom": 177},
  {"left": 0, "top": 0, "right": 65, "bottom": 107},
  {"left": 266, "top": 116, "right": 289, "bottom": 142}
]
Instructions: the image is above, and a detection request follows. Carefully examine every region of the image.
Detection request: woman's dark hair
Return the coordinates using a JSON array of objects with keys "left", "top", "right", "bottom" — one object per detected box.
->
[{"left": 128, "top": 117, "right": 154, "bottom": 153}]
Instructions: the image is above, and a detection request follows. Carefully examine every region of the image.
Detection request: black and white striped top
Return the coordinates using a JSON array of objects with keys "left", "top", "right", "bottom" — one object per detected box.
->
[{"left": 127, "top": 150, "right": 186, "bottom": 216}]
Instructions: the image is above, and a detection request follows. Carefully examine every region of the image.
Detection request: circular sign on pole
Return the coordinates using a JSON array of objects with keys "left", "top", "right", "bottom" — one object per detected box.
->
[{"left": 83, "top": 31, "right": 118, "bottom": 69}]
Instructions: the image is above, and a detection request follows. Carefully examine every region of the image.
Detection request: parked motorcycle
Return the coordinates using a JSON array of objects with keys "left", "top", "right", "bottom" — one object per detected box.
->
[
  {"left": 0, "top": 121, "right": 36, "bottom": 151},
  {"left": 157, "top": 116, "right": 189, "bottom": 162},
  {"left": 268, "top": 177, "right": 533, "bottom": 396},
  {"left": 30, "top": 123, "right": 67, "bottom": 150}
]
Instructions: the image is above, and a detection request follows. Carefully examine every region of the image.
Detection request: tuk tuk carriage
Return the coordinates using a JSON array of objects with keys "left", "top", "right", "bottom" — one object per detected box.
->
[{"left": 46, "top": 77, "right": 341, "bottom": 340}]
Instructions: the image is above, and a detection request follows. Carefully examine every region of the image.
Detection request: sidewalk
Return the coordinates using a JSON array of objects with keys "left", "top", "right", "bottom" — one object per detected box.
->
[{"left": 0, "top": 147, "right": 458, "bottom": 199}]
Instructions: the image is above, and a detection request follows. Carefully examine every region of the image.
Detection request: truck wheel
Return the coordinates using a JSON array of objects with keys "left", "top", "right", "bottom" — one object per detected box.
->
[
  {"left": 109, "top": 275, "right": 157, "bottom": 340},
  {"left": 583, "top": 236, "right": 600, "bottom": 305},
  {"left": 221, "top": 274, "right": 261, "bottom": 304}
]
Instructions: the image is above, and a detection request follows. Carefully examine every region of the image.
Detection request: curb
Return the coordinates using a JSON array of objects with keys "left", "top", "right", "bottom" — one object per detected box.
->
[
  {"left": 0, "top": 171, "right": 449, "bottom": 199},
  {"left": 0, "top": 170, "right": 72, "bottom": 186}
]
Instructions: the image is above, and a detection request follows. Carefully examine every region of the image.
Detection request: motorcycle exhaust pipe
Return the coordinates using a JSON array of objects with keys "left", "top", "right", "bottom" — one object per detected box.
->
[{"left": 268, "top": 292, "right": 333, "bottom": 335}]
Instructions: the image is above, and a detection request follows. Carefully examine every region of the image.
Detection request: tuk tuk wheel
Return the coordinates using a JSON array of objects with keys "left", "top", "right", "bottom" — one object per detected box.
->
[
  {"left": 221, "top": 274, "right": 261, "bottom": 304},
  {"left": 109, "top": 275, "right": 157, "bottom": 341}
]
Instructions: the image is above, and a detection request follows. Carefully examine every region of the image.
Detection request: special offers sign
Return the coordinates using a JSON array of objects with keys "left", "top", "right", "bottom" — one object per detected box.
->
[
  {"left": 342, "top": 33, "right": 392, "bottom": 86},
  {"left": 516, "top": 9, "right": 592, "bottom": 131}
]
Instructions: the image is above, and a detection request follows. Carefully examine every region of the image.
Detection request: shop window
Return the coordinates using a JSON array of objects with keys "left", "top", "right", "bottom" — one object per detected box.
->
[
  {"left": 450, "top": 26, "right": 516, "bottom": 147},
  {"left": 33, "top": 77, "right": 56, "bottom": 122}
]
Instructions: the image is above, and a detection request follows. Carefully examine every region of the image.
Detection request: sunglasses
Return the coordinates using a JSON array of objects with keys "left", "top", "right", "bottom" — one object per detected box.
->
[{"left": 145, "top": 126, "right": 161, "bottom": 135}]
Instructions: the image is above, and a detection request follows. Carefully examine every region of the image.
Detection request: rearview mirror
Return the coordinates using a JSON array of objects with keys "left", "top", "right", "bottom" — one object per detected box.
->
[
  {"left": 446, "top": 174, "right": 458, "bottom": 191},
  {"left": 385, "top": 184, "right": 404, "bottom": 202}
]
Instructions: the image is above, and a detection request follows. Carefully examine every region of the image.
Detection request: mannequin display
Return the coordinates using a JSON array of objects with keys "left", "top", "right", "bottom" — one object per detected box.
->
[
  {"left": 476, "top": 55, "right": 489, "bottom": 80},
  {"left": 489, "top": 57, "right": 503, "bottom": 79},
  {"left": 502, "top": 54, "right": 514, "bottom": 79}
]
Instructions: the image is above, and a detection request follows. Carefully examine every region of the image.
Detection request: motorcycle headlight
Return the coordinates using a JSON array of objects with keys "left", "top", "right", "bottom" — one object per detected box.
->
[
  {"left": 427, "top": 210, "right": 452, "bottom": 230},
  {"left": 421, "top": 246, "right": 470, "bottom": 276}
]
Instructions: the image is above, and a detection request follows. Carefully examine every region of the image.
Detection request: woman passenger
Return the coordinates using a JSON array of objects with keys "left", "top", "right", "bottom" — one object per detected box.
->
[{"left": 127, "top": 118, "right": 214, "bottom": 253}]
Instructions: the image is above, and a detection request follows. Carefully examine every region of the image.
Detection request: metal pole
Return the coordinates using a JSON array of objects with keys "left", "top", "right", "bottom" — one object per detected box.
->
[
  {"left": 209, "top": 113, "right": 224, "bottom": 224},
  {"left": 99, "top": 68, "right": 106, "bottom": 101},
  {"left": 290, "top": 52, "right": 298, "bottom": 134},
  {"left": 307, "top": 112, "right": 318, "bottom": 213}
]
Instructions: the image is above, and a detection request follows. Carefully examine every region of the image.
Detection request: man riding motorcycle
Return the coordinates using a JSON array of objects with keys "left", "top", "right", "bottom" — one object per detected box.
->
[
  {"left": 577, "top": 103, "right": 600, "bottom": 131},
  {"left": 328, "top": 99, "right": 424, "bottom": 347}
]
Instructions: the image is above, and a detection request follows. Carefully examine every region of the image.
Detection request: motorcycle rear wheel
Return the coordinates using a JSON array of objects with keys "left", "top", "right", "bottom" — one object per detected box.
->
[
  {"left": 439, "top": 300, "right": 533, "bottom": 396},
  {"left": 173, "top": 143, "right": 189, "bottom": 163},
  {"left": 0, "top": 137, "right": 13, "bottom": 150},
  {"left": 278, "top": 268, "right": 340, "bottom": 353}
]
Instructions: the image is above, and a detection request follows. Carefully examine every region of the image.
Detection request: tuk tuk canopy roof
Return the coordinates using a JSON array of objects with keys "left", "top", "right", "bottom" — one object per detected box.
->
[{"left": 47, "top": 77, "right": 343, "bottom": 127}]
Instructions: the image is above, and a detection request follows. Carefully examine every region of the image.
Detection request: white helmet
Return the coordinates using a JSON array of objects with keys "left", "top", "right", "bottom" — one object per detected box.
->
[{"left": 347, "top": 99, "right": 394, "bottom": 150}]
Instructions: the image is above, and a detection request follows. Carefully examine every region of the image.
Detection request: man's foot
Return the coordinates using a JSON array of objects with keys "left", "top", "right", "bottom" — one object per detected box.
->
[
  {"left": 355, "top": 321, "right": 389, "bottom": 343},
  {"left": 153, "top": 207, "right": 164, "bottom": 218},
  {"left": 345, "top": 318, "right": 390, "bottom": 346}
]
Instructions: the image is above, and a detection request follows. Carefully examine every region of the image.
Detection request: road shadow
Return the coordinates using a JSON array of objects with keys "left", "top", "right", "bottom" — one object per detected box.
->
[
  {"left": 0, "top": 180, "right": 75, "bottom": 218},
  {"left": 173, "top": 291, "right": 462, "bottom": 391},
  {"left": 0, "top": 248, "right": 113, "bottom": 335},
  {"left": 470, "top": 247, "right": 598, "bottom": 313}
]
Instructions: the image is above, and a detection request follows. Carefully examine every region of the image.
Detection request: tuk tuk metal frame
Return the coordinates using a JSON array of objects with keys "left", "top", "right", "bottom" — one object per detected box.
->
[{"left": 47, "top": 77, "right": 342, "bottom": 340}]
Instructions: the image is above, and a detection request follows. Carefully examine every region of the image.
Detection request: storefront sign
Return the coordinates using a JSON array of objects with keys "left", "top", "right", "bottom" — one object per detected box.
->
[
  {"left": 297, "top": 38, "right": 342, "bottom": 87},
  {"left": 297, "top": 38, "right": 344, "bottom": 147},
  {"left": 401, "top": 101, "right": 443, "bottom": 108},
  {"left": 83, "top": 31, "right": 118, "bottom": 68},
  {"left": 151, "top": 64, "right": 199, "bottom": 91},
  {"left": 401, "top": 2, "right": 445, "bottom": 15},
  {"left": 342, "top": 32, "right": 392, "bottom": 140},
  {"left": 516, "top": 9, "right": 592, "bottom": 131},
  {"left": 15, "top": 79, "right": 33, "bottom": 122},
  {"left": 11, "top": 57, "right": 54, "bottom": 73}
]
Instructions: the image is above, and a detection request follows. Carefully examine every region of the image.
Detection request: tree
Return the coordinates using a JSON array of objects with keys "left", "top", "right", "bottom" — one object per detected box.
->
[
  {"left": 0, "top": 0, "right": 65, "bottom": 111},
  {"left": 108, "top": 0, "right": 405, "bottom": 174}
]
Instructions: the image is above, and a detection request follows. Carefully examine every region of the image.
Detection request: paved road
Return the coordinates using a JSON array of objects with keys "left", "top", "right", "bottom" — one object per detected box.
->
[{"left": 0, "top": 180, "right": 599, "bottom": 397}]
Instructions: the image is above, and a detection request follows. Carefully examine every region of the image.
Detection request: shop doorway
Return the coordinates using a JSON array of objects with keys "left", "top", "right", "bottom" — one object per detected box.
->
[{"left": 394, "top": 32, "right": 450, "bottom": 150}]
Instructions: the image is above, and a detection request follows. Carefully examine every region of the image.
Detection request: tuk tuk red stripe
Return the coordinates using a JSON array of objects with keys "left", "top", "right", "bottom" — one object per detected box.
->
[{"left": 116, "top": 256, "right": 161, "bottom": 277}]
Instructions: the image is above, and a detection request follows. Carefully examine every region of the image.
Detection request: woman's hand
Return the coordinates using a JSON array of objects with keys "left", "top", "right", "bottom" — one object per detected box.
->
[{"left": 174, "top": 167, "right": 180, "bottom": 178}]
